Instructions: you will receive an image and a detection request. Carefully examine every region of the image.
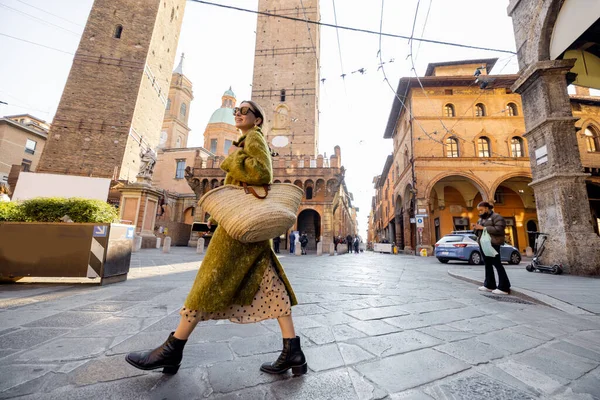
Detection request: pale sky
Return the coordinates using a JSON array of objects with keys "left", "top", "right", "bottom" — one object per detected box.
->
[{"left": 0, "top": 0, "right": 523, "bottom": 237}]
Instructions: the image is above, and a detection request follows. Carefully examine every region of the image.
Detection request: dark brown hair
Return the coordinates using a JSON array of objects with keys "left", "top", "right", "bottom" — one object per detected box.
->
[
  {"left": 240, "top": 100, "right": 265, "bottom": 127},
  {"left": 477, "top": 201, "right": 494, "bottom": 209}
]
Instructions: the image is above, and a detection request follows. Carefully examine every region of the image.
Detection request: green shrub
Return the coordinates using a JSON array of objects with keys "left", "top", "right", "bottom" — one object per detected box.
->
[
  {"left": 0, "top": 202, "right": 24, "bottom": 222},
  {"left": 0, "top": 197, "right": 119, "bottom": 223}
]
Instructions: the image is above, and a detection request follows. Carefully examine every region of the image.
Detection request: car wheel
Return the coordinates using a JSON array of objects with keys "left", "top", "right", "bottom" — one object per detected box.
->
[
  {"left": 509, "top": 251, "right": 521, "bottom": 265},
  {"left": 469, "top": 251, "right": 482, "bottom": 265},
  {"left": 438, "top": 258, "right": 449, "bottom": 264}
]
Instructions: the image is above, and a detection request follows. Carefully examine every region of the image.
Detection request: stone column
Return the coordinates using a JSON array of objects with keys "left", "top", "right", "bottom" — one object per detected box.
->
[
  {"left": 118, "top": 181, "right": 162, "bottom": 249},
  {"left": 512, "top": 60, "right": 600, "bottom": 274},
  {"left": 402, "top": 210, "right": 413, "bottom": 252}
]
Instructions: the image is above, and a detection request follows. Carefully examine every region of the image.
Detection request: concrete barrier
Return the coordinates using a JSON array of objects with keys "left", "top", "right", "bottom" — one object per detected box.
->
[
  {"left": 196, "top": 238, "right": 205, "bottom": 254},
  {"left": 162, "top": 236, "right": 171, "bottom": 253},
  {"left": 156, "top": 238, "right": 161, "bottom": 249}
]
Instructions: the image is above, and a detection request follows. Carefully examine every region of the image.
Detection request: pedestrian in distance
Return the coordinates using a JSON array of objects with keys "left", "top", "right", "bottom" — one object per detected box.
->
[
  {"left": 273, "top": 236, "right": 281, "bottom": 254},
  {"left": 289, "top": 231, "right": 296, "bottom": 254},
  {"left": 353, "top": 235, "right": 359, "bottom": 254},
  {"left": 346, "top": 234, "right": 353, "bottom": 253},
  {"left": 0, "top": 183, "right": 11, "bottom": 202},
  {"left": 334, "top": 236, "right": 339, "bottom": 253},
  {"left": 126, "top": 100, "right": 307, "bottom": 377},
  {"left": 473, "top": 201, "right": 512, "bottom": 295},
  {"left": 300, "top": 232, "right": 308, "bottom": 255}
]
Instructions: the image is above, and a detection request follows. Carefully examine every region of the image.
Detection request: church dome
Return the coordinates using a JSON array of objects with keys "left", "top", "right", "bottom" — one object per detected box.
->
[
  {"left": 208, "top": 107, "right": 235, "bottom": 125},
  {"left": 224, "top": 87, "right": 235, "bottom": 98}
]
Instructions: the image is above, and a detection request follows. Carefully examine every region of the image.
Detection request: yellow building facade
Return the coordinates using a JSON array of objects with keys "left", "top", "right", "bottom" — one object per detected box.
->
[{"left": 381, "top": 59, "right": 534, "bottom": 254}]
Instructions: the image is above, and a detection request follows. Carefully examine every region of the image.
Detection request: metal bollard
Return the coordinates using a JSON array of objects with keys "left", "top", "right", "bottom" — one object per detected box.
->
[
  {"left": 196, "top": 238, "right": 205, "bottom": 254},
  {"left": 162, "top": 236, "right": 171, "bottom": 253}
]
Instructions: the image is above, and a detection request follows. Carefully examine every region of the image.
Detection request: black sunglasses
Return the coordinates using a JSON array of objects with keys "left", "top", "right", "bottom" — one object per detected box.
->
[{"left": 232, "top": 106, "right": 257, "bottom": 116}]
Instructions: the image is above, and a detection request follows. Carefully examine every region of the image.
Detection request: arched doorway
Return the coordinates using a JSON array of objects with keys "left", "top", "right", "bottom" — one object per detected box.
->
[
  {"left": 493, "top": 176, "right": 536, "bottom": 252},
  {"left": 297, "top": 209, "right": 321, "bottom": 252},
  {"left": 587, "top": 181, "right": 600, "bottom": 236},
  {"left": 429, "top": 175, "right": 486, "bottom": 241},
  {"left": 183, "top": 207, "right": 194, "bottom": 225}
]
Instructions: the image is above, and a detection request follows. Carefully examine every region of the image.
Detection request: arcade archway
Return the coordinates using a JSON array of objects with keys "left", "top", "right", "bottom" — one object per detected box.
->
[{"left": 297, "top": 209, "right": 321, "bottom": 251}]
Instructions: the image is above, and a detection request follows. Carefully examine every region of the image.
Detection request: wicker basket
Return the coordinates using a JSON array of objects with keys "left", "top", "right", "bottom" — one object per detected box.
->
[{"left": 198, "top": 183, "right": 304, "bottom": 243}]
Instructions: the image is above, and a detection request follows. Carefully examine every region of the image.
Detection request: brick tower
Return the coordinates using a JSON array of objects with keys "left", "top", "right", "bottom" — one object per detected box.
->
[
  {"left": 37, "top": 0, "right": 186, "bottom": 182},
  {"left": 251, "top": 0, "right": 320, "bottom": 157}
]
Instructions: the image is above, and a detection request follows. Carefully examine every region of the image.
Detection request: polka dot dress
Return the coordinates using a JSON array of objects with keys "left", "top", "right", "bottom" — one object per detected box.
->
[{"left": 179, "top": 262, "right": 292, "bottom": 325}]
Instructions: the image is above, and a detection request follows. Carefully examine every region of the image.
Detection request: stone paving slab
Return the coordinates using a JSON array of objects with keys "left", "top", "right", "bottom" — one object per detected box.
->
[
  {"left": 2, "top": 249, "right": 600, "bottom": 399},
  {"left": 449, "top": 266, "right": 600, "bottom": 315}
]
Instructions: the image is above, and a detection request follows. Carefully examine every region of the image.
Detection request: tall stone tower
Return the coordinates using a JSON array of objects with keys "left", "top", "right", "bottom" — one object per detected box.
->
[
  {"left": 160, "top": 53, "right": 194, "bottom": 149},
  {"left": 251, "top": 0, "right": 320, "bottom": 157},
  {"left": 37, "top": 0, "right": 186, "bottom": 182}
]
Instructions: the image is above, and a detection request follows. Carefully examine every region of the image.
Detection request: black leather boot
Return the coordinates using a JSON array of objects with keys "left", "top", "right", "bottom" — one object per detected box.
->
[
  {"left": 125, "top": 332, "right": 187, "bottom": 374},
  {"left": 260, "top": 336, "right": 308, "bottom": 376}
]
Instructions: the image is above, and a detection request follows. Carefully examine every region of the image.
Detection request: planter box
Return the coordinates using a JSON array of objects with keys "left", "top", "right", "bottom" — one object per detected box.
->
[{"left": 0, "top": 222, "right": 134, "bottom": 285}]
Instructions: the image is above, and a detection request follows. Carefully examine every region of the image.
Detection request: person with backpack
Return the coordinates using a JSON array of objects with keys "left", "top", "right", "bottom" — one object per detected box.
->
[{"left": 299, "top": 233, "right": 309, "bottom": 255}]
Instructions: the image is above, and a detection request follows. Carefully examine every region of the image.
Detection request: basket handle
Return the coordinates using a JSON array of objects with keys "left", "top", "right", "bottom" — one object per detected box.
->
[{"left": 242, "top": 182, "right": 270, "bottom": 199}]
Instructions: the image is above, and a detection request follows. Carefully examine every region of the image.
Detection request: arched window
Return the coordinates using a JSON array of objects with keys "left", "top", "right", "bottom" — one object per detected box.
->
[
  {"left": 280, "top": 89, "right": 286, "bottom": 102},
  {"left": 477, "top": 136, "right": 491, "bottom": 157},
  {"left": 511, "top": 137, "right": 524, "bottom": 157},
  {"left": 180, "top": 103, "right": 187, "bottom": 117},
  {"left": 404, "top": 150, "right": 410, "bottom": 167},
  {"left": 166, "top": 98, "right": 171, "bottom": 110},
  {"left": 114, "top": 25, "right": 123, "bottom": 39},
  {"left": 585, "top": 126, "right": 600, "bottom": 152},
  {"left": 475, "top": 103, "right": 486, "bottom": 117},
  {"left": 446, "top": 137, "right": 459, "bottom": 157},
  {"left": 444, "top": 104, "right": 455, "bottom": 117},
  {"left": 306, "top": 187, "right": 313, "bottom": 200},
  {"left": 507, "top": 102, "right": 518, "bottom": 116}
]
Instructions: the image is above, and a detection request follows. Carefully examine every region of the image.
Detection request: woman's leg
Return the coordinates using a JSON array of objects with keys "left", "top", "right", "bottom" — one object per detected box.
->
[
  {"left": 277, "top": 315, "right": 296, "bottom": 338},
  {"left": 174, "top": 314, "right": 201, "bottom": 340},
  {"left": 492, "top": 245, "right": 511, "bottom": 292},
  {"left": 482, "top": 253, "right": 497, "bottom": 290}
]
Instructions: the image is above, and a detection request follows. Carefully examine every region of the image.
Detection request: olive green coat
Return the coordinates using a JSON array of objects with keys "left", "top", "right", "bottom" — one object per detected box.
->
[{"left": 184, "top": 127, "right": 298, "bottom": 313}]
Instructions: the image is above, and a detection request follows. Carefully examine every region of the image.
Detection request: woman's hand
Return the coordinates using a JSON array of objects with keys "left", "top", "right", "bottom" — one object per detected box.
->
[{"left": 207, "top": 220, "right": 212, "bottom": 230}]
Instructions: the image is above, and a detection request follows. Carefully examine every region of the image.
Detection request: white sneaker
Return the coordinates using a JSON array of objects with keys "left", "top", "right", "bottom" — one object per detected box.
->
[
  {"left": 492, "top": 289, "right": 509, "bottom": 295},
  {"left": 478, "top": 286, "right": 493, "bottom": 292}
]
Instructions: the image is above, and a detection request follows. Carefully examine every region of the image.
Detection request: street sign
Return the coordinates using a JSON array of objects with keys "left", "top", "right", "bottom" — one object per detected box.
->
[
  {"left": 410, "top": 218, "right": 416, "bottom": 224},
  {"left": 415, "top": 214, "right": 428, "bottom": 218},
  {"left": 126, "top": 227, "right": 134, "bottom": 239},
  {"left": 416, "top": 217, "right": 425, "bottom": 228},
  {"left": 418, "top": 208, "right": 427, "bottom": 214},
  {"left": 93, "top": 225, "right": 107, "bottom": 237}
]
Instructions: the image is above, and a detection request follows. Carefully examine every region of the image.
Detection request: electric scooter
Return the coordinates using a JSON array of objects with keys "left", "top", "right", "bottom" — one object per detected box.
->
[{"left": 525, "top": 231, "right": 563, "bottom": 275}]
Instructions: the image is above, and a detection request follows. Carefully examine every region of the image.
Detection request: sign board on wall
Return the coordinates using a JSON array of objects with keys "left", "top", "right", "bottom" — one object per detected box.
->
[
  {"left": 12, "top": 172, "right": 111, "bottom": 202},
  {"left": 535, "top": 145, "right": 548, "bottom": 165},
  {"left": 416, "top": 217, "right": 425, "bottom": 228}
]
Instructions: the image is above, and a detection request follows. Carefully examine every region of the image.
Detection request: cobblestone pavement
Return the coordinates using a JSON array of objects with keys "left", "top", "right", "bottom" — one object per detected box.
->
[{"left": 1, "top": 248, "right": 599, "bottom": 399}]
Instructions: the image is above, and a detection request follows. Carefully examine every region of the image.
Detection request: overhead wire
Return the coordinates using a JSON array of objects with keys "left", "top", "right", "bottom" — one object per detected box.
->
[
  {"left": 188, "top": 0, "right": 516, "bottom": 55},
  {"left": 12, "top": 0, "right": 85, "bottom": 27},
  {"left": 0, "top": 32, "right": 74, "bottom": 55},
  {"left": 0, "top": 3, "right": 81, "bottom": 36}
]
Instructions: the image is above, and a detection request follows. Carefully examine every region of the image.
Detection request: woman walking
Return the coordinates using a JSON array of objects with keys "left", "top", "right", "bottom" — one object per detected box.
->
[
  {"left": 473, "top": 201, "right": 511, "bottom": 295},
  {"left": 126, "top": 101, "right": 307, "bottom": 376},
  {"left": 0, "top": 183, "right": 11, "bottom": 202}
]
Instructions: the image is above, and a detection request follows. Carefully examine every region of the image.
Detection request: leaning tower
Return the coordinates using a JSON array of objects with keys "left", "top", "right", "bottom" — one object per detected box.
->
[
  {"left": 251, "top": 0, "right": 321, "bottom": 157},
  {"left": 37, "top": 0, "right": 186, "bottom": 182}
]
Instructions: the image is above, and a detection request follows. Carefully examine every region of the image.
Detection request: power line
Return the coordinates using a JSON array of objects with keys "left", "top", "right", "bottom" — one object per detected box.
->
[
  {"left": 331, "top": 0, "right": 346, "bottom": 83},
  {"left": 414, "top": 0, "right": 432, "bottom": 62},
  {"left": 0, "top": 32, "right": 74, "bottom": 55},
  {"left": 12, "top": 0, "right": 85, "bottom": 27},
  {"left": 188, "top": 0, "right": 516, "bottom": 54},
  {"left": 0, "top": 3, "right": 81, "bottom": 36}
]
